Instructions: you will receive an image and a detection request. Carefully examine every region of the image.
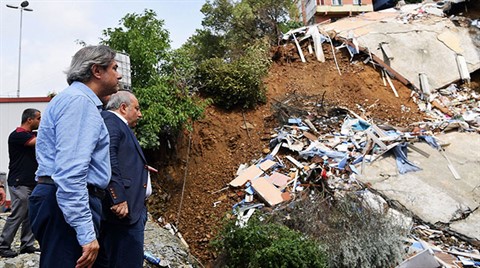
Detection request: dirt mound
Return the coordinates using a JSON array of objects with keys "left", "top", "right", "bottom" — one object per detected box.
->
[{"left": 146, "top": 44, "right": 429, "bottom": 264}]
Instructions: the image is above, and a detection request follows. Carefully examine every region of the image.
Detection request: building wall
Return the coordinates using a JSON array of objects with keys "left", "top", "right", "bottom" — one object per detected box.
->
[
  {"left": 297, "top": 0, "right": 374, "bottom": 25},
  {"left": 0, "top": 98, "right": 50, "bottom": 200},
  {"left": 315, "top": 0, "right": 374, "bottom": 22},
  {"left": 318, "top": 0, "right": 373, "bottom": 5}
]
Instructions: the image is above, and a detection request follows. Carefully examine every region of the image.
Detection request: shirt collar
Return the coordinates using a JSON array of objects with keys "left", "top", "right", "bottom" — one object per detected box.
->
[
  {"left": 71, "top": 81, "right": 104, "bottom": 110},
  {"left": 15, "top": 127, "right": 29, "bottom": 133},
  {"left": 108, "top": 110, "right": 128, "bottom": 126}
]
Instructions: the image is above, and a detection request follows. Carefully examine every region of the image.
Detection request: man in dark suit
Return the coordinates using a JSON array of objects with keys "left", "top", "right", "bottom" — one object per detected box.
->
[{"left": 95, "top": 91, "right": 149, "bottom": 268}]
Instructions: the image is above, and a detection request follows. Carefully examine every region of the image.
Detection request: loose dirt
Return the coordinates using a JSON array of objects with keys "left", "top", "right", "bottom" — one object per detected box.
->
[{"left": 148, "top": 52, "right": 425, "bottom": 264}]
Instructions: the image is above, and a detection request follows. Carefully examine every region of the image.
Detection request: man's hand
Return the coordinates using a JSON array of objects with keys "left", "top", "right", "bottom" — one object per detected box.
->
[
  {"left": 75, "top": 239, "right": 99, "bottom": 268},
  {"left": 0, "top": 188, "right": 6, "bottom": 206},
  {"left": 110, "top": 201, "right": 128, "bottom": 219}
]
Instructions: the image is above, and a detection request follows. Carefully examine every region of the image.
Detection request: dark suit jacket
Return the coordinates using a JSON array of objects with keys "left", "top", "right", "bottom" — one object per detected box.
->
[{"left": 101, "top": 111, "right": 148, "bottom": 225}]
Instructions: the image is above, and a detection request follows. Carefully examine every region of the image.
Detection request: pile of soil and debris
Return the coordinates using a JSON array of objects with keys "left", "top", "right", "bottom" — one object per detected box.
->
[
  {"left": 147, "top": 3, "right": 480, "bottom": 266},
  {"left": 147, "top": 46, "right": 430, "bottom": 265}
]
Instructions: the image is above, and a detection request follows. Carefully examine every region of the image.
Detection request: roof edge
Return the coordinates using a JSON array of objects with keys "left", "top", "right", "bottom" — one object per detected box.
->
[{"left": 0, "top": 97, "right": 52, "bottom": 103}]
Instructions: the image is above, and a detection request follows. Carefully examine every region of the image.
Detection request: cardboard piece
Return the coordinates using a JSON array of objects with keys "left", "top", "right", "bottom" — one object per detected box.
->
[
  {"left": 230, "top": 165, "right": 263, "bottom": 187},
  {"left": 230, "top": 160, "right": 277, "bottom": 187},
  {"left": 266, "top": 172, "right": 292, "bottom": 188},
  {"left": 259, "top": 159, "right": 277, "bottom": 171},
  {"left": 251, "top": 177, "right": 284, "bottom": 206}
]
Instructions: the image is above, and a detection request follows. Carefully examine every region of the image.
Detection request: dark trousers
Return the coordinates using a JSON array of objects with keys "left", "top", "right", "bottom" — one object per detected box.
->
[
  {"left": 0, "top": 185, "right": 35, "bottom": 251},
  {"left": 28, "top": 184, "right": 102, "bottom": 268},
  {"left": 94, "top": 207, "right": 147, "bottom": 268}
]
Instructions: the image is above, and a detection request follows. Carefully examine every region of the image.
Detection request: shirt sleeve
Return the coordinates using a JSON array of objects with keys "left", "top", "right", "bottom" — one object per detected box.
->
[
  {"left": 10, "top": 131, "right": 34, "bottom": 146},
  {"left": 52, "top": 96, "right": 104, "bottom": 246}
]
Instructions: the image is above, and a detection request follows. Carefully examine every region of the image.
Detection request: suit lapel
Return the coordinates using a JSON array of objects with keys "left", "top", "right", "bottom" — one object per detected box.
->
[{"left": 127, "top": 126, "right": 147, "bottom": 163}]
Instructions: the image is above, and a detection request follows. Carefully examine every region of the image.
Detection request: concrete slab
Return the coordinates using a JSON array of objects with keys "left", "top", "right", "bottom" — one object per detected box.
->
[
  {"left": 360, "top": 132, "right": 480, "bottom": 240},
  {"left": 320, "top": 12, "right": 480, "bottom": 90},
  {"left": 450, "top": 209, "right": 480, "bottom": 240}
]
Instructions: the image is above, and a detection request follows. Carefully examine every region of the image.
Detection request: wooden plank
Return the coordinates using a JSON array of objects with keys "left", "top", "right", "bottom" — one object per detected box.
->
[
  {"left": 304, "top": 118, "right": 318, "bottom": 133},
  {"left": 447, "top": 249, "right": 480, "bottom": 260},
  {"left": 302, "top": 131, "right": 318, "bottom": 141},
  {"left": 286, "top": 155, "right": 304, "bottom": 169}
]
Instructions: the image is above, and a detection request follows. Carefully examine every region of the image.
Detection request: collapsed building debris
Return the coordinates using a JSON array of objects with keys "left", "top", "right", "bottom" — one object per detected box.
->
[
  {"left": 207, "top": 3, "right": 480, "bottom": 266},
  {"left": 221, "top": 87, "right": 479, "bottom": 266},
  {"left": 278, "top": 3, "right": 480, "bottom": 134}
]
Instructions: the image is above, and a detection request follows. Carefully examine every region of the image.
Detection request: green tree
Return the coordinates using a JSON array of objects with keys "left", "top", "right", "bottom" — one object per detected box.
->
[
  {"left": 186, "top": 0, "right": 296, "bottom": 62},
  {"left": 101, "top": 9, "right": 169, "bottom": 89},
  {"left": 101, "top": 9, "right": 206, "bottom": 149},
  {"left": 181, "top": 0, "right": 297, "bottom": 110},
  {"left": 197, "top": 39, "right": 271, "bottom": 109}
]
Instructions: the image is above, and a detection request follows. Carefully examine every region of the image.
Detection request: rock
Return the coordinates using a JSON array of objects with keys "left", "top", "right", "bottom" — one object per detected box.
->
[{"left": 0, "top": 212, "right": 199, "bottom": 268}]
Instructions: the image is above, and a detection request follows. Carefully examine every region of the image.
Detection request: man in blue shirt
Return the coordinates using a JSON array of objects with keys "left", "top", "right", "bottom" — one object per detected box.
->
[{"left": 29, "top": 45, "right": 121, "bottom": 268}]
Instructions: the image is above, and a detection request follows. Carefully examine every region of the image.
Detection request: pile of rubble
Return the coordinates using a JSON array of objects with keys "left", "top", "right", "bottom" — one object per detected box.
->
[
  {"left": 226, "top": 91, "right": 479, "bottom": 266},
  {"left": 278, "top": 2, "right": 480, "bottom": 134},
  {"left": 224, "top": 2, "right": 480, "bottom": 265}
]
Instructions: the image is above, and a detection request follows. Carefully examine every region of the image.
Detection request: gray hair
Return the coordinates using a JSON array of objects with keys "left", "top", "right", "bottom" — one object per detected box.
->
[
  {"left": 21, "top": 108, "right": 40, "bottom": 124},
  {"left": 105, "top": 91, "right": 134, "bottom": 111},
  {"left": 66, "top": 45, "right": 116, "bottom": 85}
]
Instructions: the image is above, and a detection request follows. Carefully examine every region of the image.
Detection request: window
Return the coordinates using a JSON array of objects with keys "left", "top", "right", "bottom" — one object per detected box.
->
[
  {"left": 331, "top": 0, "right": 342, "bottom": 5},
  {"left": 353, "top": 0, "right": 361, "bottom": 5}
]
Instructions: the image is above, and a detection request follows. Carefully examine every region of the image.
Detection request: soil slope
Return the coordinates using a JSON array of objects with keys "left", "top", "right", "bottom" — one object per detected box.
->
[
  {"left": 148, "top": 3, "right": 480, "bottom": 264},
  {"left": 147, "top": 47, "right": 426, "bottom": 265}
]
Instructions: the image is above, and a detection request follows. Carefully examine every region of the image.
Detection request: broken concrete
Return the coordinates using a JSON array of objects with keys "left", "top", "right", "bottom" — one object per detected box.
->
[
  {"left": 320, "top": 10, "right": 480, "bottom": 90},
  {"left": 361, "top": 132, "right": 480, "bottom": 240}
]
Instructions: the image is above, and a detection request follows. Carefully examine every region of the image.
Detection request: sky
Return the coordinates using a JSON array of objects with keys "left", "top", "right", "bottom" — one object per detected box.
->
[{"left": 0, "top": 0, "right": 206, "bottom": 97}]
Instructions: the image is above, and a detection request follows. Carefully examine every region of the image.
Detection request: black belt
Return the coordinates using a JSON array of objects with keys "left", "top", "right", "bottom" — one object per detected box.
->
[{"left": 38, "top": 176, "right": 105, "bottom": 199}]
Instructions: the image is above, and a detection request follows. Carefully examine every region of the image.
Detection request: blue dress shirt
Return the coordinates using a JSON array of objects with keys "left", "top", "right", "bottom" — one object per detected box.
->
[{"left": 36, "top": 81, "right": 111, "bottom": 246}]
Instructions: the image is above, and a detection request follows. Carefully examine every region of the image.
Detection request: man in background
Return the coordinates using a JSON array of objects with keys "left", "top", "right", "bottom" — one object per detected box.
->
[
  {"left": 0, "top": 109, "right": 41, "bottom": 258},
  {"left": 95, "top": 91, "right": 149, "bottom": 268},
  {"left": 29, "top": 45, "right": 121, "bottom": 268},
  {"left": 0, "top": 186, "right": 5, "bottom": 208}
]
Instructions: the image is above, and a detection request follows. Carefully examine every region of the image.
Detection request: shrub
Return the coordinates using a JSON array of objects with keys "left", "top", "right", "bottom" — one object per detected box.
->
[
  {"left": 212, "top": 214, "right": 328, "bottom": 268},
  {"left": 279, "top": 193, "right": 408, "bottom": 268},
  {"left": 197, "top": 40, "right": 271, "bottom": 109}
]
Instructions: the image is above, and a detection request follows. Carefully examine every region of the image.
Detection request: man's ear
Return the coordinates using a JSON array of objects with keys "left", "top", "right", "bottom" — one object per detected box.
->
[
  {"left": 119, "top": 103, "right": 128, "bottom": 114},
  {"left": 91, "top": 64, "right": 102, "bottom": 79}
]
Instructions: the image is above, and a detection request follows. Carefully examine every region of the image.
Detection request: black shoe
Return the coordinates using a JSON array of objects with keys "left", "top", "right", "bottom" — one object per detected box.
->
[
  {"left": 0, "top": 248, "right": 18, "bottom": 258},
  {"left": 19, "top": 246, "right": 40, "bottom": 254}
]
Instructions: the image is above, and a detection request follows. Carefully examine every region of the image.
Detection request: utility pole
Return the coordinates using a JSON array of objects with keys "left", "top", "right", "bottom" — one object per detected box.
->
[{"left": 6, "top": 1, "right": 33, "bottom": 97}]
